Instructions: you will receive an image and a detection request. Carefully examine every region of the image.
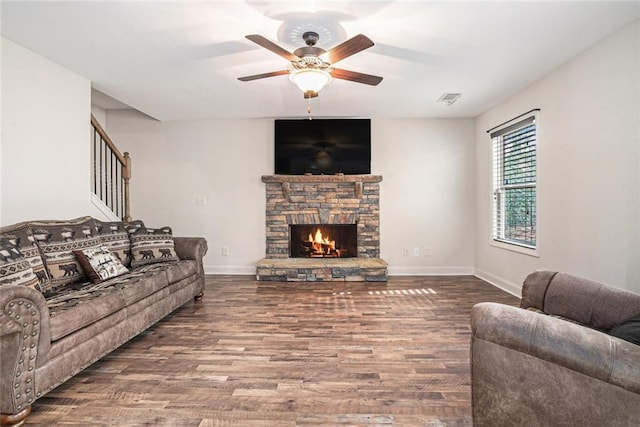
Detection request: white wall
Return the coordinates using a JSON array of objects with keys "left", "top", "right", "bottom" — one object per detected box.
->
[
  {"left": 106, "top": 111, "right": 476, "bottom": 275},
  {"left": 374, "top": 119, "right": 476, "bottom": 275},
  {"left": 475, "top": 21, "right": 640, "bottom": 294},
  {"left": 1, "top": 37, "right": 106, "bottom": 224},
  {"left": 105, "top": 110, "right": 272, "bottom": 274}
]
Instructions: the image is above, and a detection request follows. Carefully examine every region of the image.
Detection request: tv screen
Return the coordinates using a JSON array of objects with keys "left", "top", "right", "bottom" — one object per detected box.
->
[{"left": 274, "top": 119, "right": 371, "bottom": 175}]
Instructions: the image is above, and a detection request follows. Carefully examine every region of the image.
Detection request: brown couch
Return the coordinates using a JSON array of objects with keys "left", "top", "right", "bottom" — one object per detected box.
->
[
  {"left": 0, "top": 216, "right": 207, "bottom": 426},
  {"left": 471, "top": 271, "right": 640, "bottom": 426}
]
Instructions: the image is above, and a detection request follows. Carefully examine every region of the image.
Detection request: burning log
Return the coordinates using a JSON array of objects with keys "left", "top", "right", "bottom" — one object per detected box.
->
[{"left": 304, "top": 228, "right": 337, "bottom": 257}]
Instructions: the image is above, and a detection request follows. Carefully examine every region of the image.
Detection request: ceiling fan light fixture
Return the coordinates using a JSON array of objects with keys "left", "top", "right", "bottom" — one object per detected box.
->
[{"left": 290, "top": 68, "right": 331, "bottom": 98}]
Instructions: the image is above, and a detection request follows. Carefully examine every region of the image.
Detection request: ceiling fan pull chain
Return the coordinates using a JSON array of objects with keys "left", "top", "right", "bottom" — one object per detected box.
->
[{"left": 307, "top": 98, "right": 312, "bottom": 120}]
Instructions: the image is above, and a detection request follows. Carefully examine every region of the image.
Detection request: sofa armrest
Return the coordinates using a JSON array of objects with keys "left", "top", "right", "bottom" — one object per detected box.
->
[
  {"left": 173, "top": 237, "right": 208, "bottom": 274},
  {"left": 471, "top": 302, "right": 640, "bottom": 394},
  {"left": 0, "top": 285, "right": 51, "bottom": 415}
]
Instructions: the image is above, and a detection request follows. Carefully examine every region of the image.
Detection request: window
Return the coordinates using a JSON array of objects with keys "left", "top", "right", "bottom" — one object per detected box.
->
[{"left": 491, "top": 114, "right": 537, "bottom": 249}]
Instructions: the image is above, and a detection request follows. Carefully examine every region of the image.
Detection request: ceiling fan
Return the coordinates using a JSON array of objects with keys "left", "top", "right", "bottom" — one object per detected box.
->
[{"left": 238, "top": 31, "right": 383, "bottom": 98}]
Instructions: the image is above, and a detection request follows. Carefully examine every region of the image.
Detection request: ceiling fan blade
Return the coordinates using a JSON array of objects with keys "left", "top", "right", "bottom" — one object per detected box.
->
[
  {"left": 322, "top": 34, "right": 374, "bottom": 64},
  {"left": 238, "top": 70, "right": 290, "bottom": 82},
  {"left": 245, "top": 34, "right": 300, "bottom": 62},
  {"left": 331, "top": 68, "right": 383, "bottom": 86}
]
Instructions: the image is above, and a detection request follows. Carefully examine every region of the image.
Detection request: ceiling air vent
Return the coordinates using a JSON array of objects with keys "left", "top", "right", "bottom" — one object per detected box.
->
[{"left": 437, "top": 93, "right": 462, "bottom": 106}]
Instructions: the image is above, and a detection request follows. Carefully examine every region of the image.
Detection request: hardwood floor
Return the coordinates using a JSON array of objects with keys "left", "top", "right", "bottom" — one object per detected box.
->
[{"left": 26, "top": 275, "right": 519, "bottom": 426}]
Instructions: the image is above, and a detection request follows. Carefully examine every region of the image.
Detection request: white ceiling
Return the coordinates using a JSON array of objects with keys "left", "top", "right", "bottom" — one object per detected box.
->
[{"left": 2, "top": 1, "right": 639, "bottom": 121}]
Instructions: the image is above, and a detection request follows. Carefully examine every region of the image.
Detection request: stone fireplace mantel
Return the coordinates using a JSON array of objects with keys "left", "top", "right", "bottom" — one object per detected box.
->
[
  {"left": 262, "top": 174, "right": 382, "bottom": 202},
  {"left": 257, "top": 174, "right": 387, "bottom": 282},
  {"left": 261, "top": 174, "right": 383, "bottom": 183}
]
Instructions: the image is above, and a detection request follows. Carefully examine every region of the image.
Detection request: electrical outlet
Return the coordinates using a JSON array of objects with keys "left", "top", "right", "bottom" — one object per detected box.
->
[
  {"left": 195, "top": 196, "right": 207, "bottom": 206},
  {"left": 413, "top": 246, "right": 420, "bottom": 257},
  {"left": 424, "top": 247, "right": 430, "bottom": 257},
  {"left": 403, "top": 248, "right": 409, "bottom": 256},
  {"left": 222, "top": 247, "right": 229, "bottom": 256}
]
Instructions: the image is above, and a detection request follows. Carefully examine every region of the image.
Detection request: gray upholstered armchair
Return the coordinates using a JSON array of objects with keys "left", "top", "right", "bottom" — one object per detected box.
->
[{"left": 471, "top": 271, "right": 640, "bottom": 426}]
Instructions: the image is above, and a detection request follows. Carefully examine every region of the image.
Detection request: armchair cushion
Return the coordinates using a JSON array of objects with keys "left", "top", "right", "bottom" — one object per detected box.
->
[{"left": 609, "top": 316, "right": 640, "bottom": 346}]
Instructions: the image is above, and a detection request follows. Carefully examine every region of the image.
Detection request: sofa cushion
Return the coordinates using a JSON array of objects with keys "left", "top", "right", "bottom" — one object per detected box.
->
[
  {"left": 30, "top": 217, "right": 103, "bottom": 291},
  {"left": 45, "top": 263, "right": 171, "bottom": 340},
  {"left": 129, "top": 226, "right": 179, "bottom": 268},
  {"left": 0, "top": 223, "right": 51, "bottom": 292},
  {"left": 46, "top": 280, "right": 128, "bottom": 340},
  {"left": 94, "top": 219, "right": 133, "bottom": 267},
  {"left": 74, "top": 246, "right": 129, "bottom": 283},
  {"left": 165, "top": 260, "right": 197, "bottom": 283},
  {"left": 0, "top": 237, "right": 40, "bottom": 290},
  {"left": 116, "top": 263, "right": 171, "bottom": 305}
]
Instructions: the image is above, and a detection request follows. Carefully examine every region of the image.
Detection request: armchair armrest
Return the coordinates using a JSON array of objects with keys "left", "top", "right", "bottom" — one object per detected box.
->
[
  {"left": 471, "top": 302, "right": 640, "bottom": 393},
  {"left": 471, "top": 302, "right": 640, "bottom": 426},
  {"left": 0, "top": 284, "right": 51, "bottom": 415}
]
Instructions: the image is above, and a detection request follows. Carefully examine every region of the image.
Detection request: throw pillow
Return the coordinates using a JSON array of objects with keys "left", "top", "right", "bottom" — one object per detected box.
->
[
  {"left": 124, "top": 220, "right": 145, "bottom": 233},
  {"left": 0, "top": 237, "right": 40, "bottom": 290},
  {"left": 609, "top": 316, "right": 640, "bottom": 346},
  {"left": 29, "top": 217, "right": 102, "bottom": 290},
  {"left": 128, "top": 226, "right": 179, "bottom": 268},
  {"left": 0, "top": 224, "right": 50, "bottom": 293},
  {"left": 74, "top": 246, "right": 129, "bottom": 283},
  {"left": 94, "top": 220, "right": 133, "bottom": 267}
]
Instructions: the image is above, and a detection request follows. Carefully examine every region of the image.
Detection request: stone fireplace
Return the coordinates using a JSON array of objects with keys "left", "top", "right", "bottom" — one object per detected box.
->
[{"left": 256, "top": 174, "right": 387, "bottom": 282}]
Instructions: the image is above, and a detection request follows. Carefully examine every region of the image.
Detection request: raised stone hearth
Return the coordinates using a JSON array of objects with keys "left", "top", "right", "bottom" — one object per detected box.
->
[
  {"left": 257, "top": 174, "right": 387, "bottom": 282},
  {"left": 256, "top": 258, "right": 388, "bottom": 282}
]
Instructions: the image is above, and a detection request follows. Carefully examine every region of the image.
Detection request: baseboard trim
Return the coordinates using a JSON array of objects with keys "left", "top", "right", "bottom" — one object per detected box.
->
[
  {"left": 205, "top": 265, "right": 256, "bottom": 275},
  {"left": 474, "top": 268, "right": 522, "bottom": 298},
  {"left": 388, "top": 266, "right": 474, "bottom": 276}
]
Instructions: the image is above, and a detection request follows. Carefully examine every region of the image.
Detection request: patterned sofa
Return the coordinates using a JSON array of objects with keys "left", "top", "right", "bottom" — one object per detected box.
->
[
  {"left": 0, "top": 216, "right": 208, "bottom": 426},
  {"left": 471, "top": 271, "right": 640, "bottom": 426}
]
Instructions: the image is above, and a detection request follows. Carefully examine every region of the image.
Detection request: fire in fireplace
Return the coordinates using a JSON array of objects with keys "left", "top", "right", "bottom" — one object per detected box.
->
[{"left": 289, "top": 224, "right": 357, "bottom": 258}]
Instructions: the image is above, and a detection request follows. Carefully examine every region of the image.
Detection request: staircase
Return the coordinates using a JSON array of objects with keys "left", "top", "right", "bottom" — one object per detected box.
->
[{"left": 90, "top": 114, "right": 132, "bottom": 221}]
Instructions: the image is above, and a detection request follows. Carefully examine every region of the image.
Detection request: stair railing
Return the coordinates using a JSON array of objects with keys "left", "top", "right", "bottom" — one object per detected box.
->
[{"left": 90, "top": 114, "right": 132, "bottom": 221}]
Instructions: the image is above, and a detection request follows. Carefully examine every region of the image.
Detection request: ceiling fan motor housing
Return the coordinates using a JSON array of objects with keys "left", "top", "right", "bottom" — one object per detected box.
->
[
  {"left": 293, "top": 46, "right": 327, "bottom": 59},
  {"left": 303, "top": 31, "right": 320, "bottom": 46},
  {"left": 294, "top": 31, "right": 329, "bottom": 67}
]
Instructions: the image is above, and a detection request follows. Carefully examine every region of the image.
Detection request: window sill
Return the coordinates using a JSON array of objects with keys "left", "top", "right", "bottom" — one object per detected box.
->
[{"left": 490, "top": 240, "right": 539, "bottom": 258}]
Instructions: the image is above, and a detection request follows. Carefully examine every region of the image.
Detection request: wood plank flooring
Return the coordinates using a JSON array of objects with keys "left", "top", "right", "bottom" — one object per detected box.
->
[{"left": 26, "top": 275, "right": 519, "bottom": 426}]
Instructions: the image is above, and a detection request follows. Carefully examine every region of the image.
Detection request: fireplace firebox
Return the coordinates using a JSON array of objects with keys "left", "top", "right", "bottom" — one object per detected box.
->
[{"left": 289, "top": 224, "right": 357, "bottom": 258}]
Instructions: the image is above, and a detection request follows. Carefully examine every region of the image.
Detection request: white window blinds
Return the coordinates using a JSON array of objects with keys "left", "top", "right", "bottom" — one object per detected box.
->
[{"left": 491, "top": 114, "right": 537, "bottom": 249}]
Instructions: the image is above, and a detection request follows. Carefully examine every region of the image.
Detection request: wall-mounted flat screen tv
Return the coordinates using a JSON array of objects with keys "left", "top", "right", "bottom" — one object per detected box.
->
[{"left": 274, "top": 118, "right": 371, "bottom": 175}]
